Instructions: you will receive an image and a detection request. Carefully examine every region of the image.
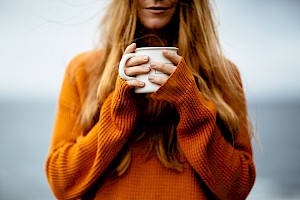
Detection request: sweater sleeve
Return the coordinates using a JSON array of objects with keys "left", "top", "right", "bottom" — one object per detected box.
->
[
  {"left": 45, "top": 55, "right": 138, "bottom": 200},
  {"left": 151, "top": 58, "right": 256, "bottom": 200}
]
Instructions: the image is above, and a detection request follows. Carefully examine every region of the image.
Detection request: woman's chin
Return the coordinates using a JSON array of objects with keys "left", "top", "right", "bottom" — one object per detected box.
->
[{"left": 141, "top": 19, "right": 170, "bottom": 31}]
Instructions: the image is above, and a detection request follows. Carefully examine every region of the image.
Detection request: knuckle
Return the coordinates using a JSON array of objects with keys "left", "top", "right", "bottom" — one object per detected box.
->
[
  {"left": 124, "top": 68, "right": 129, "bottom": 74},
  {"left": 159, "top": 62, "right": 164, "bottom": 67},
  {"left": 159, "top": 77, "right": 165, "bottom": 83},
  {"left": 127, "top": 80, "right": 136, "bottom": 86},
  {"left": 136, "top": 56, "right": 143, "bottom": 63},
  {"left": 124, "top": 68, "right": 133, "bottom": 76},
  {"left": 125, "top": 58, "right": 133, "bottom": 67},
  {"left": 138, "top": 66, "right": 145, "bottom": 73},
  {"left": 156, "top": 62, "right": 163, "bottom": 70},
  {"left": 126, "top": 80, "right": 133, "bottom": 85},
  {"left": 154, "top": 76, "right": 163, "bottom": 84},
  {"left": 136, "top": 56, "right": 147, "bottom": 64},
  {"left": 124, "top": 47, "right": 130, "bottom": 54}
]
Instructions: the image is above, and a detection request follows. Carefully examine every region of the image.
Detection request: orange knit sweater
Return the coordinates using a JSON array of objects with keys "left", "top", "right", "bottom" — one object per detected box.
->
[{"left": 45, "top": 51, "right": 256, "bottom": 200}]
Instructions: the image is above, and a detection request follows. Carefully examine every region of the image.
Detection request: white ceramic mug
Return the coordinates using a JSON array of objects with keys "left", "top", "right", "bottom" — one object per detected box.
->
[{"left": 119, "top": 47, "right": 178, "bottom": 93}]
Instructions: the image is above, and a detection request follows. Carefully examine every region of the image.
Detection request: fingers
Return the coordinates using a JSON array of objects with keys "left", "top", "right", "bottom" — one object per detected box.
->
[
  {"left": 123, "top": 43, "right": 150, "bottom": 77},
  {"left": 148, "top": 60, "right": 177, "bottom": 86},
  {"left": 150, "top": 62, "right": 176, "bottom": 75},
  {"left": 123, "top": 45, "right": 181, "bottom": 88},
  {"left": 148, "top": 76, "right": 168, "bottom": 86},
  {"left": 148, "top": 49, "right": 180, "bottom": 77},
  {"left": 126, "top": 79, "right": 145, "bottom": 88},
  {"left": 125, "top": 65, "right": 150, "bottom": 76},
  {"left": 124, "top": 43, "right": 136, "bottom": 54},
  {"left": 123, "top": 43, "right": 149, "bottom": 88},
  {"left": 126, "top": 55, "right": 149, "bottom": 68},
  {"left": 162, "top": 49, "right": 181, "bottom": 65}
]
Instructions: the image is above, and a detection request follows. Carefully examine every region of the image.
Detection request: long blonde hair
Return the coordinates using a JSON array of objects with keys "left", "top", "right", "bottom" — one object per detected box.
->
[{"left": 80, "top": 0, "right": 252, "bottom": 175}]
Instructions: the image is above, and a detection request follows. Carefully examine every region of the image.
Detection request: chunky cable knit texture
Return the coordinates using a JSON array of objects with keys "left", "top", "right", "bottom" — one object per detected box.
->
[{"left": 45, "top": 51, "right": 256, "bottom": 200}]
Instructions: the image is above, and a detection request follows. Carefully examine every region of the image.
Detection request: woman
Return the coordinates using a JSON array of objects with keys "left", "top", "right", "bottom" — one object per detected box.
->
[{"left": 45, "top": 0, "right": 256, "bottom": 199}]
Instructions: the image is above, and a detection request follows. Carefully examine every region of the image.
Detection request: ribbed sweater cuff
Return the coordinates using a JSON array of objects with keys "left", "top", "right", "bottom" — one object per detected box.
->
[
  {"left": 113, "top": 76, "right": 136, "bottom": 102},
  {"left": 150, "top": 58, "right": 217, "bottom": 130},
  {"left": 111, "top": 76, "right": 139, "bottom": 131},
  {"left": 150, "top": 58, "right": 205, "bottom": 106}
]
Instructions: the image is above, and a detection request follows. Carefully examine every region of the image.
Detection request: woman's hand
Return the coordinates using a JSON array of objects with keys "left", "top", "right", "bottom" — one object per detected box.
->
[
  {"left": 123, "top": 43, "right": 150, "bottom": 88},
  {"left": 148, "top": 49, "right": 181, "bottom": 86}
]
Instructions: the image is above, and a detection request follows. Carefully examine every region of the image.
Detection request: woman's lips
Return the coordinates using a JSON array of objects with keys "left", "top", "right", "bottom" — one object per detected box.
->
[{"left": 146, "top": 7, "right": 172, "bottom": 14}]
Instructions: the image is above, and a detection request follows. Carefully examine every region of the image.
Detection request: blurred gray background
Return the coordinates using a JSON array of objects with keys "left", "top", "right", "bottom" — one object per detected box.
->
[{"left": 0, "top": 0, "right": 299, "bottom": 199}]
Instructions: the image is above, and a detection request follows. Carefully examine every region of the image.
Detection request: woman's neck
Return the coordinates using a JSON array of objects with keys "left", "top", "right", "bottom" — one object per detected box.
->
[{"left": 134, "top": 18, "right": 179, "bottom": 47}]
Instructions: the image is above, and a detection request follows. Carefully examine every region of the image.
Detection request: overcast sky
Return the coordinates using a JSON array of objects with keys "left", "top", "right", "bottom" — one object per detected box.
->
[{"left": 0, "top": 0, "right": 299, "bottom": 101}]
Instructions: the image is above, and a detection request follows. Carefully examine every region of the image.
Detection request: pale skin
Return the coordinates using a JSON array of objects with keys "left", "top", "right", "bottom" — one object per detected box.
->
[{"left": 123, "top": 0, "right": 181, "bottom": 88}]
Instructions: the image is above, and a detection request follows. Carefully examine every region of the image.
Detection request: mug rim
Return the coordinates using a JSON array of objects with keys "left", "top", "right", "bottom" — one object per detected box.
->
[{"left": 135, "top": 47, "right": 178, "bottom": 51}]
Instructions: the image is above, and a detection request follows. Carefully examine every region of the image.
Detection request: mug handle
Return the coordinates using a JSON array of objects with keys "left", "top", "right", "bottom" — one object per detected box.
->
[{"left": 118, "top": 53, "right": 136, "bottom": 81}]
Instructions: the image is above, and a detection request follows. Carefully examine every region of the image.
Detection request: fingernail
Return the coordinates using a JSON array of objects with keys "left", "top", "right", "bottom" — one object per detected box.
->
[
  {"left": 143, "top": 66, "right": 150, "bottom": 71},
  {"left": 138, "top": 81, "right": 145, "bottom": 86},
  {"left": 148, "top": 76, "right": 154, "bottom": 81},
  {"left": 163, "top": 50, "right": 168, "bottom": 55},
  {"left": 131, "top": 43, "right": 136, "bottom": 48},
  {"left": 143, "top": 56, "right": 149, "bottom": 61},
  {"left": 150, "top": 63, "right": 156, "bottom": 69}
]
